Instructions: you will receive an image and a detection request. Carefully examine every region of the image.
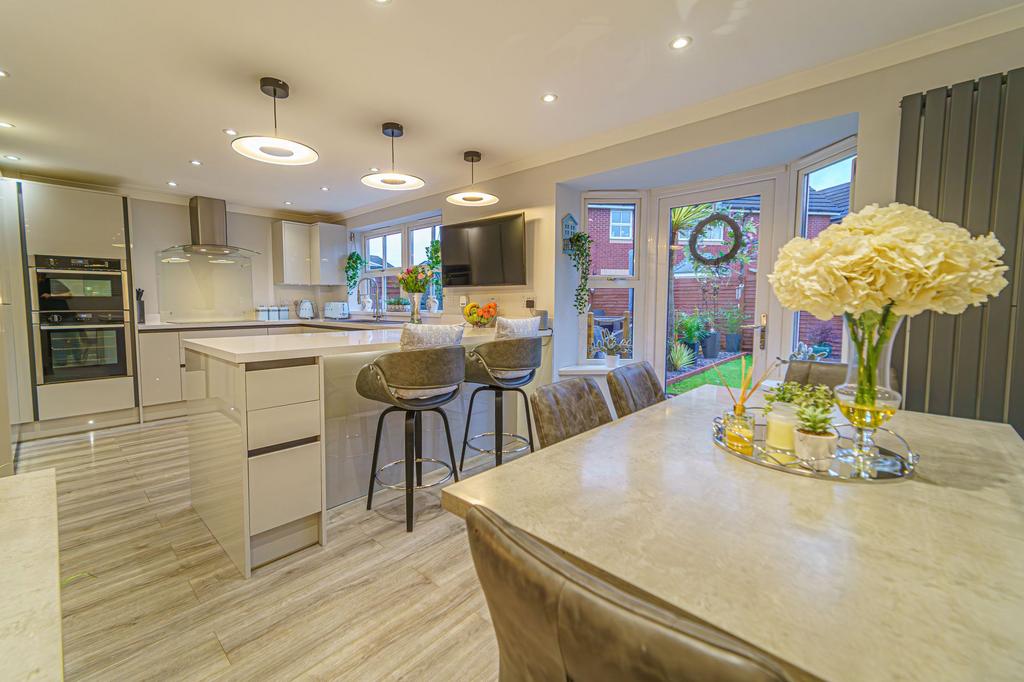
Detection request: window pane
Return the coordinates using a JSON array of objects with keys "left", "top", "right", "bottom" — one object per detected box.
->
[
  {"left": 586, "top": 202, "right": 636, "bottom": 276},
  {"left": 791, "top": 155, "right": 855, "bottom": 362},
  {"left": 384, "top": 233, "right": 402, "bottom": 268},
  {"left": 410, "top": 226, "right": 433, "bottom": 266},
  {"left": 586, "top": 289, "right": 634, "bottom": 359},
  {"left": 366, "top": 236, "right": 384, "bottom": 270}
]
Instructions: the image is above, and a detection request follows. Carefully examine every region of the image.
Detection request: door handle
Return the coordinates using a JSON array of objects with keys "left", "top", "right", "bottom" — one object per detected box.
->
[{"left": 741, "top": 313, "right": 768, "bottom": 350}]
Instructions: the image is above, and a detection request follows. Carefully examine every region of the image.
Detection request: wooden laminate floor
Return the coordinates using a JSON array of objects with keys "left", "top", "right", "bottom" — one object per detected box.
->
[{"left": 16, "top": 417, "right": 499, "bottom": 681}]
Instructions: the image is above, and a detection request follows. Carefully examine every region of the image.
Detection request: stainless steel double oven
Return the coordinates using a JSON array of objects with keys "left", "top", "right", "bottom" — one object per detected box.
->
[{"left": 30, "top": 255, "right": 133, "bottom": 385}]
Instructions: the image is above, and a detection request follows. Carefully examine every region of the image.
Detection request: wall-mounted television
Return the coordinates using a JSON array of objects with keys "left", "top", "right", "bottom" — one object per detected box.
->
[{"left": 440, "top": 213, "right": 526, "bottom": 286}]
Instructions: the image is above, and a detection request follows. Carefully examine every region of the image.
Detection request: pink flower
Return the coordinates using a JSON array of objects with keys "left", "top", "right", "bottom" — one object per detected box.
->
[{"left": 417, "top": 273, "right": 425, "bottom": 280}]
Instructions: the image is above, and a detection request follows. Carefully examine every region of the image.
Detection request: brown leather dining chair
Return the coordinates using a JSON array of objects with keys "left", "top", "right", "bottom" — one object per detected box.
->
[
  {"left": 528, "top": 377, "right": 612, "bottom": 449},
  {"left": 466, "top": 505, "right": 803, "bottom": 682},
  {"left": 785, "top": 359, "right": 899, "bottom": 389},
  {"left": 607, "top": 361, "right": 666, "bottom": 417}
]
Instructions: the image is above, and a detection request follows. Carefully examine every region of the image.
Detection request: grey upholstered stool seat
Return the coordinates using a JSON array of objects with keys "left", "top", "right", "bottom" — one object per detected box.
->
[
  {"left": 459, "top": 337, "right": 542, "bottom": 470},
  {"left": 466, "top": 506, "right": 800, "bottom": 682},
  {"left": 784, "top": 359, "right": 899, "bottom": 389},
  {"left": 528, "top": 377, "right": 612, "bottom": 449},
  {"left": 606, "top": 361, "right": 666, "bottom": 417},
  {"left": 357, "top": 346, "right": 464, "bottom": 532}
]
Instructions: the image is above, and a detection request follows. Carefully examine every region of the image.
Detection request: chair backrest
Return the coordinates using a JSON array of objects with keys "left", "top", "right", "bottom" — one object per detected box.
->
[
  {"left": 529, "top": 377, "right": 612, "bottom": 448},
  {"left": 372, "top": 345, "right": 466, "bottom": 389},
  {"left": 784, "top": 360, "right": 899, "bottom": 389},
  {"left": 466, "top": 506, "right": 796, "bottom": 682},
  {"left": 607, "top": 361, "right": 666, "bottom": 417},
  {"left": 472, "top": 336, "right": 543, "bottom": 372}
]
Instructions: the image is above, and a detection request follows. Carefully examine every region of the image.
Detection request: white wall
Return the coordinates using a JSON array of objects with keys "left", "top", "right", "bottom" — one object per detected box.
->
[
  {"left": 339, "top": 28, "right": 1024, "bottom": 372},
  {"left": 129, "top": 199, "right": 344, "bottom": 320}
]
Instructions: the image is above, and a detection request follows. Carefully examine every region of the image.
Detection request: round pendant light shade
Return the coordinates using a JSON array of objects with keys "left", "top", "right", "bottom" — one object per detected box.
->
[
  {"left": 446, "top": 151, "right": 499, "bottom": 206},
  {"left": 361, "top": 122, "right": 425, "bottom": 191},
  {"left": 231, "top": 78, "right": 318, "bottom": 166}
]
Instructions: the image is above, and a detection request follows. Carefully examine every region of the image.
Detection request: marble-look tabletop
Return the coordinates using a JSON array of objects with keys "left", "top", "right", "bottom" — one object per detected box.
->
[
  {"left": 0, "top": 469, "right": 63, "bottom": 679},
  {"left": 442, "top": 384, "right": 1024, "bottom": 682},
  {"left": 184, "top": 327, "right": 551, "bottom": 364}
]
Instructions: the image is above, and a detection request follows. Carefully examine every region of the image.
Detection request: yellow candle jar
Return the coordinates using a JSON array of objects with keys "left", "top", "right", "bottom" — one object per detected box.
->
[{"left": 723, "top": 411, "right": 755, "bottom": 456}]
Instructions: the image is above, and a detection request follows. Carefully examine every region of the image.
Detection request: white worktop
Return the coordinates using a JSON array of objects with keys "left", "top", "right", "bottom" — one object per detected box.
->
[
  {"left": 137, "top": 317, "right": 410, "bottom": 332},
  {"left": 184, "top": 326, "right": 552, "bottom": 364},
  {"left": 0, "top": 469, "right": 63, "bottom": 679}
]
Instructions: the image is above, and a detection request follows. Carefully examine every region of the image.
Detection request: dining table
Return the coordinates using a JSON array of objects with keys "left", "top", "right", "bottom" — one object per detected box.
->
[{"left": 441, "top": 383, "right": 1024, "bottom": 682}]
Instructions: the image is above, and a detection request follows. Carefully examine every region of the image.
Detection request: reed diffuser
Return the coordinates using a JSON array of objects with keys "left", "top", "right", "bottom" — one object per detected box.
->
[{"left": 715, "top": 356, "right": 778, "bottom": 456}]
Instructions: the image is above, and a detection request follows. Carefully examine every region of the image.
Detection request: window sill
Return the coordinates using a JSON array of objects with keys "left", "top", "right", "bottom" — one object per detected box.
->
[{"left": 558, "top": 360, "right": 638, "bottom": 377}]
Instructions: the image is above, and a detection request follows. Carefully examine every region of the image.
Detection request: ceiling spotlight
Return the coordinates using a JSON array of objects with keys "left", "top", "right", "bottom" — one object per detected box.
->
[
  {"left": 4, "top": 155, "right": 20, "bottom": 161},
  {"left": 369, "top": 167, "right": 379, "bottom": 173},
  {"left": 541, "top": 93, "right": 558, "bottom": 103},
  {"left": 0, "top": 70, "right": 8, "bottom": 78},
  {"left": 167, "top": 181, "right": 177, "bottom": 187},
  {"left": 361, "top": 122, "right": 425, "bottom": 191},
  {"left": 670, "top": 36, "right": 692, "bottom": 50},
  {"left": 284, "top": 201, "right": 292, "bottom": 205},
  {"left": 222, "top": 128, "right": 237, "bottom": 136},
  {"left": 190, "top": 159, "right": 202, "bottom": 166},
  {"left": 231, "top": 78, "right": 318, "bottom": 166},
  {"left": 447, "top": 150, "right": 498, "bottom": 207},
  {"left": 0, "top": 122, "right": 13, "bottom": 129},
  {"left": 320, "top": 186, "right": 329, "bottom": 191},
  {"left": 374, "top": 0, "right": 392, "bottom": 4}
]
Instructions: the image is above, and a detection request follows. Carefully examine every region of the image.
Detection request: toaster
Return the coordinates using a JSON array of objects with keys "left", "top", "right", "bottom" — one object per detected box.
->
[{"left": 323, "top": 301, "right": 350, "bottom": 320}]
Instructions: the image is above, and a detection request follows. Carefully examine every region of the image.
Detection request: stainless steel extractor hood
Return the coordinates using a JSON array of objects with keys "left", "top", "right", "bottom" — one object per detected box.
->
[{"left": 159, "top": 196, "right": 259, "bottom": 257}]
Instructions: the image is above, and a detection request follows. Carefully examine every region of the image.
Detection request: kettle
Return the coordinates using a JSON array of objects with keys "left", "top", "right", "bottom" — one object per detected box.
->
[{"left": 297, "top": 299, "right": 316, "bottom": 319}]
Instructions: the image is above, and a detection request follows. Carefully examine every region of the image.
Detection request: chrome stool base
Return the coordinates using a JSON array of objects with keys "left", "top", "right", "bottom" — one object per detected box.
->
[
  {"left": 374, "top": 457, "right": 454, "bottom": 491},
  {"left": 460, "top": 385, "right": 535, "bottom": 471},
  {"left": 465, "top": 431, "right": 530, "bottom": 458}
]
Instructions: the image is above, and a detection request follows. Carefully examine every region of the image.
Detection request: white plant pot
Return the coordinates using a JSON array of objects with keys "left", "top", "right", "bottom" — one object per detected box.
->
[
  {"left": 605, "top": 355, "right": 620, "bottom": 368},
  {"left": 794, "top": 430, "right": 837, "bottom": 471}
]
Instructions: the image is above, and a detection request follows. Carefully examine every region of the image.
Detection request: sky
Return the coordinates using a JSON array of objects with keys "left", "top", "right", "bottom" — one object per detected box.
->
[{"left": 808, "top": 156, "right": 855, "bottom": 190}]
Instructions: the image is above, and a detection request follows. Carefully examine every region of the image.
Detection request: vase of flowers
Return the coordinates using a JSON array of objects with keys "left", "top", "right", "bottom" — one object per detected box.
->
[
  {"left": 397, "top": 264, "right": 433, "bottom": 324},
  {"left": 769, "top": 203, "right": 1008, "bottom": 477}
]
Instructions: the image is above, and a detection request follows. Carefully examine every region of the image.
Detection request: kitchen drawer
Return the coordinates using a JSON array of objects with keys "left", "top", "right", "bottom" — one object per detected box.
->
[
  {"left": 247, "top": 400, "right": 320, "bottom": 451},
  {"left": 178, "top": 328, "right": 268, "bottom": 364},
  {"left": 245, "top": 364, "right": 319, "bottom": 411},
  {"left": 248, "top": 441, "right": 322, "bottom": 535}
]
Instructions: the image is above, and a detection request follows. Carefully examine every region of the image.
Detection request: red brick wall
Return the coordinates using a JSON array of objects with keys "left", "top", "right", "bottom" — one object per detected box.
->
[
  {"left": 586, "top": 208, "right": 633, "bottom": 276},
  {"left": 794, "top": 214, "right": 843, "bottom": 359}
]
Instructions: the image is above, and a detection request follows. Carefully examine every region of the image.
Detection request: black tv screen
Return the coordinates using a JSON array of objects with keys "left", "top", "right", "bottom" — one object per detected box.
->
[{"left": 440, "top": 213, "right": 526, "bottom": 286}]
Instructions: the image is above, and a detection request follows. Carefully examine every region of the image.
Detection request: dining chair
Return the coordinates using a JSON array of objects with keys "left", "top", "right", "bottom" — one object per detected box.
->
[
  {"left": 528, "top": 377, "right": 612, "bottom": 448},
  {"left": 465, "top": 505, "right": 800, "bottom": 682},
  {"left": 606, "top": 361, "right": 666, "bottom": 417},
  {"left": 784, "top": 360, "right": 899, "bottom": 389}
]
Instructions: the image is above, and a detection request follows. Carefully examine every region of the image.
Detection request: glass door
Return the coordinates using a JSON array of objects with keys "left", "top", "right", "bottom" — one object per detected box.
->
[{"left": 653, "top": 178, "right": 780, "bottom": 394}]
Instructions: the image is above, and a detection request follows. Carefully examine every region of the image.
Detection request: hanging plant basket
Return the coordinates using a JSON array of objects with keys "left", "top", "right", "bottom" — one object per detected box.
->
[{"left": 567, "top": 231, "right": 593, "bottom": 315}]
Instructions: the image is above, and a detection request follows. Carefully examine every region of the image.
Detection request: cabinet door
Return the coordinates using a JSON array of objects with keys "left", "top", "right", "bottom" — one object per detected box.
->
[
  {"left": 273, "top": 221, "right": 311, "bottom": 285},
  {"left": 139, "top": 332, "right": 183, "bottom": 406},
  {"left": 311, "top": 223, "right": 346, "bottom": 286},
  {"left": 21, "top": 183, "right": 126, "bottom": 259}
]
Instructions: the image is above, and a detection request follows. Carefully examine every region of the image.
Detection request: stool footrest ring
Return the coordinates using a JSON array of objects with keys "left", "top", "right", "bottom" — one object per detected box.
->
[
  {"left": 374, "top": 458, "right": 454, "bottom": 491},
  {"left": 466, "top": 431, "right": 530, "bottom": 457}
]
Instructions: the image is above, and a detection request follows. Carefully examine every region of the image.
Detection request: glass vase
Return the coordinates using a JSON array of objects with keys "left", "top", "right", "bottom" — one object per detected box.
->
[
  {"left": 409, "top": 292, "right": 422, "bottom": 324},
  {"left": 723, "top": 410, "right": 755, "bottom": 456},
  {"left": 833, "top": 309, "right": 903, "bottom": 477}
]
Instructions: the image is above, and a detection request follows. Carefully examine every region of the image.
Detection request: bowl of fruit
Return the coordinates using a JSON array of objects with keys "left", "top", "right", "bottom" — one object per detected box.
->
[{"left": 463, "top": 301, "right": 498, "bottom": 327}]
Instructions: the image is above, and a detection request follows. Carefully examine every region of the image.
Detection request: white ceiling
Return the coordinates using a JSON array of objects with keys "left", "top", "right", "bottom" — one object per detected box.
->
[{"left": 0, "top": 0, "right": 1017, "bottom": 216}]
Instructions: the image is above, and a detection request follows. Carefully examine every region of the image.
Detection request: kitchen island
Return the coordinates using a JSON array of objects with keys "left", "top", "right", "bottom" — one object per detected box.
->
[{"left": 183, "top": 326, "right": 552, "bottom": 577}]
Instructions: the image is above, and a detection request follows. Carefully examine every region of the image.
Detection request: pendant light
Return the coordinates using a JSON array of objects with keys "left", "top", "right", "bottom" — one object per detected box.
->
[
  {"left": 231, "top": 77, "right": 318, "bottom": 166},
  {"left": 361, "top": 122, "right": 425, "bottom": 190},
  {"left": 446, "top": 151, "right": 499, "bottom": 206}
]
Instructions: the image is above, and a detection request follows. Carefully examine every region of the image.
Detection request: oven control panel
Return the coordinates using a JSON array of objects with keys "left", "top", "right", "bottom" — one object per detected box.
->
[
  {"left": 41, "top": 311, "right": 126, "bottom": 326},
  {"left": 34, "top": 254, "right": 122, "bottom": 271}
]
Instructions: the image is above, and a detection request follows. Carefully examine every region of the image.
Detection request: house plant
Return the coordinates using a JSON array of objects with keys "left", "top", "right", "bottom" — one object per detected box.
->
[
  {"left": 794, "top": 403, "right": 837, "bottom": 471},
  {"left": 397, "top": 264, "right": 433, "bottom": 323},
  {"left": 668, "top": 341, "right": 695, "bottom": 371},
  {"left": 769, "top": 202, "right": 1008, "bottom": 475},
  {"left": 673, "top": 310, "right": 707, "bottom": 357},
  {"left": 720, "top": 304, "right": 747, "bottom": 353},
  {"left": 344, "top": 252, "right": 365, "bottom": 296},
  {"left": 567, "top": 231, "right": 593, "bottom": 314},
  {"left": 386, "top": 297, "right": 411, "bottom": 313},
  {"left": 698, "top": 310, "right": 720, "bottom": 360},
  {"left": 593, "top": 336, "right": 631, "bottom": 368}
]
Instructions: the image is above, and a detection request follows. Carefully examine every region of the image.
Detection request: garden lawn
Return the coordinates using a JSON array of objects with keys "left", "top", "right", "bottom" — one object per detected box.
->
[{"left": 666, "top": 355, "right": 747, "bottom": 396}]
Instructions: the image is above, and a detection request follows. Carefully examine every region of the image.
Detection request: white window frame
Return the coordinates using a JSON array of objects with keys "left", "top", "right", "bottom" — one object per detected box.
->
[
  {"left": 608, "top": 208, "right": 634, "bottom": 242},
  {"left": 579, "top": 192, "right": 646, "bottom": 363},
  {"left": 359, "top": 215, "right": 443, "bottom": 311}
]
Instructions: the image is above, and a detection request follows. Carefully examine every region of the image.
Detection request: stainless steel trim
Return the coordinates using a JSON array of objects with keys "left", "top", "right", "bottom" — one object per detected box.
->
[
  {"left": 34, "top": 268, "right": 122, "bottom": 276},
  {"left": 28, "top": 271, "right": 39, "bottom": 306},
  {"left": 124, "top": 322, "right": 134, "bottom": 377},
  {"left": 39, "top": 323, "right": 125, "bottom": 330},
  {"left": 32, "top": 324, "right": 43, "bottom": 385},
  {"left": 122, "top": 272, "right": 130, "bottom": 311}
]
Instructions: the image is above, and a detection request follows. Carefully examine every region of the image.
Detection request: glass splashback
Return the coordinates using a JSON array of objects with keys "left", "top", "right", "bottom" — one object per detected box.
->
[{"left": 157, "top": 248, "right": 254, "bottom": 322}]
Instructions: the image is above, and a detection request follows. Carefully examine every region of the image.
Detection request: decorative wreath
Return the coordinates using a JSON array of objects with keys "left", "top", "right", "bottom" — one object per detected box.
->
[{"left": 688, "top": 213, "right": 744, "bottom": 266}]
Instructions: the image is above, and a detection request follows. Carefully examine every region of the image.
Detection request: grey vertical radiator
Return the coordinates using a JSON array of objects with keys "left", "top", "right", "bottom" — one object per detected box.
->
[{"left": 892, "top": 68, "right": 1024, "bottom": 434}]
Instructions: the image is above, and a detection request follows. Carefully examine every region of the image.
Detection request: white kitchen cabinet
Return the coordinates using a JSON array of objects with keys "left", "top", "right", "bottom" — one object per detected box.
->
[
  {"left": 272, "top": 221, "right": 346, "bottom": 286},
  {"left": 139, "top": 331, "right": 183, "bottom": 406},
  {"left": 21, "top": 182, "right": 126, "bottom": 259}
]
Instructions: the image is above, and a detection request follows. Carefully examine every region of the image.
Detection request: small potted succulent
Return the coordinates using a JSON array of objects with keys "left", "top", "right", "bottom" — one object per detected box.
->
[
  {"left": 720, "top": 305, "right": 747, "bottom": 353},
  {"left": 593, "top": 336, "right": 631, "bottom": 368},
  {"left": 794, "top": 403, "right": 837, "bottom": 471}
]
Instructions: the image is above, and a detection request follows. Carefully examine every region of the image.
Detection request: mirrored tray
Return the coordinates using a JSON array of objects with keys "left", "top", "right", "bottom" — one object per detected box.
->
[{"left": 711, "top": 409, "right": 917, "bottom": 482}]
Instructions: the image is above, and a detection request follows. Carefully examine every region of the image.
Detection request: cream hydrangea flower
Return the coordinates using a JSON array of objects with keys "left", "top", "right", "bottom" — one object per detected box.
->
[{"left": 768, "top": 203, "right": 1008, "bottom": 320}]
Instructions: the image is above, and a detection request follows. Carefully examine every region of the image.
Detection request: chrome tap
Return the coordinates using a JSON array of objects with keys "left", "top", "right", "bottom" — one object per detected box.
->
[{"left": 356, "top": 277, "right": 383, "bottom": 321}]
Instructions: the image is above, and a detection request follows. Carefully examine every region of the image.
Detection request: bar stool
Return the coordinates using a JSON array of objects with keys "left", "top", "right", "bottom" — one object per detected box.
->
[
  {"left": 357, "top": 346, "right": 465, "bottom": 532},
  {"left": 459, "top": 336, "right": 542, "bottom": 471}
]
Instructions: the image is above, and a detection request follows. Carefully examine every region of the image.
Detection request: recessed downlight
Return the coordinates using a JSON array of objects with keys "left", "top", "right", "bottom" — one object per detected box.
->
[
  {"left": 167, "top": 181, "right": 177, "bottom": 187},
  {"left": 670, "top": 36, "right": 692, "bottom": 50},
  {"left": 369, "top": 167, "right": 379, "bottom": 173},
  {"left": 222, "top": 128, "right": 237, "bottom": 136},
  {"left": 0, "top": 122, "right": 13, "bottom": 129},
  {"left": 190, "top": 159, "right": 202, "bottom": 166},
  {"left": 284, "top": 201, "right": 292, "bottom": 205},
  {"left": 374, "top": 0, "right": 392, "bottom": 4},
  {"left": 4, "top": 154, "right": 20, "bottom": 161},
  {"left": 0, "top": 70, "right": 8, "bottom": 78},
  {"left": 320, "top": 186, "right": 329, "bottom": 191},
  {"left": 541, "top": 93, "right": 558, "bottom": 103}
]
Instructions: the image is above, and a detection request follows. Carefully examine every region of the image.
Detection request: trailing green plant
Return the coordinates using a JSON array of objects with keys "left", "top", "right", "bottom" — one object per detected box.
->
[
  {"left": 593, "top": 335, "right": 631, "bottom": 357},
  {"left": 796, "top": 403, "right": 834, "bottom": 436},
  {"left": 673, "top": 310, "right": 707, "bottom": 344},
  {"left": 567, "top": 231, "right": 593, "bottom": 314},
  {"left": 720, "top": 304, "right": 748, "bottom": 334},
  {"left": 344, "top": 252, "right": 365, "bottom": 295},
  {"left": 668, "top": 342, "right": 696, "bottom": 371}
]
